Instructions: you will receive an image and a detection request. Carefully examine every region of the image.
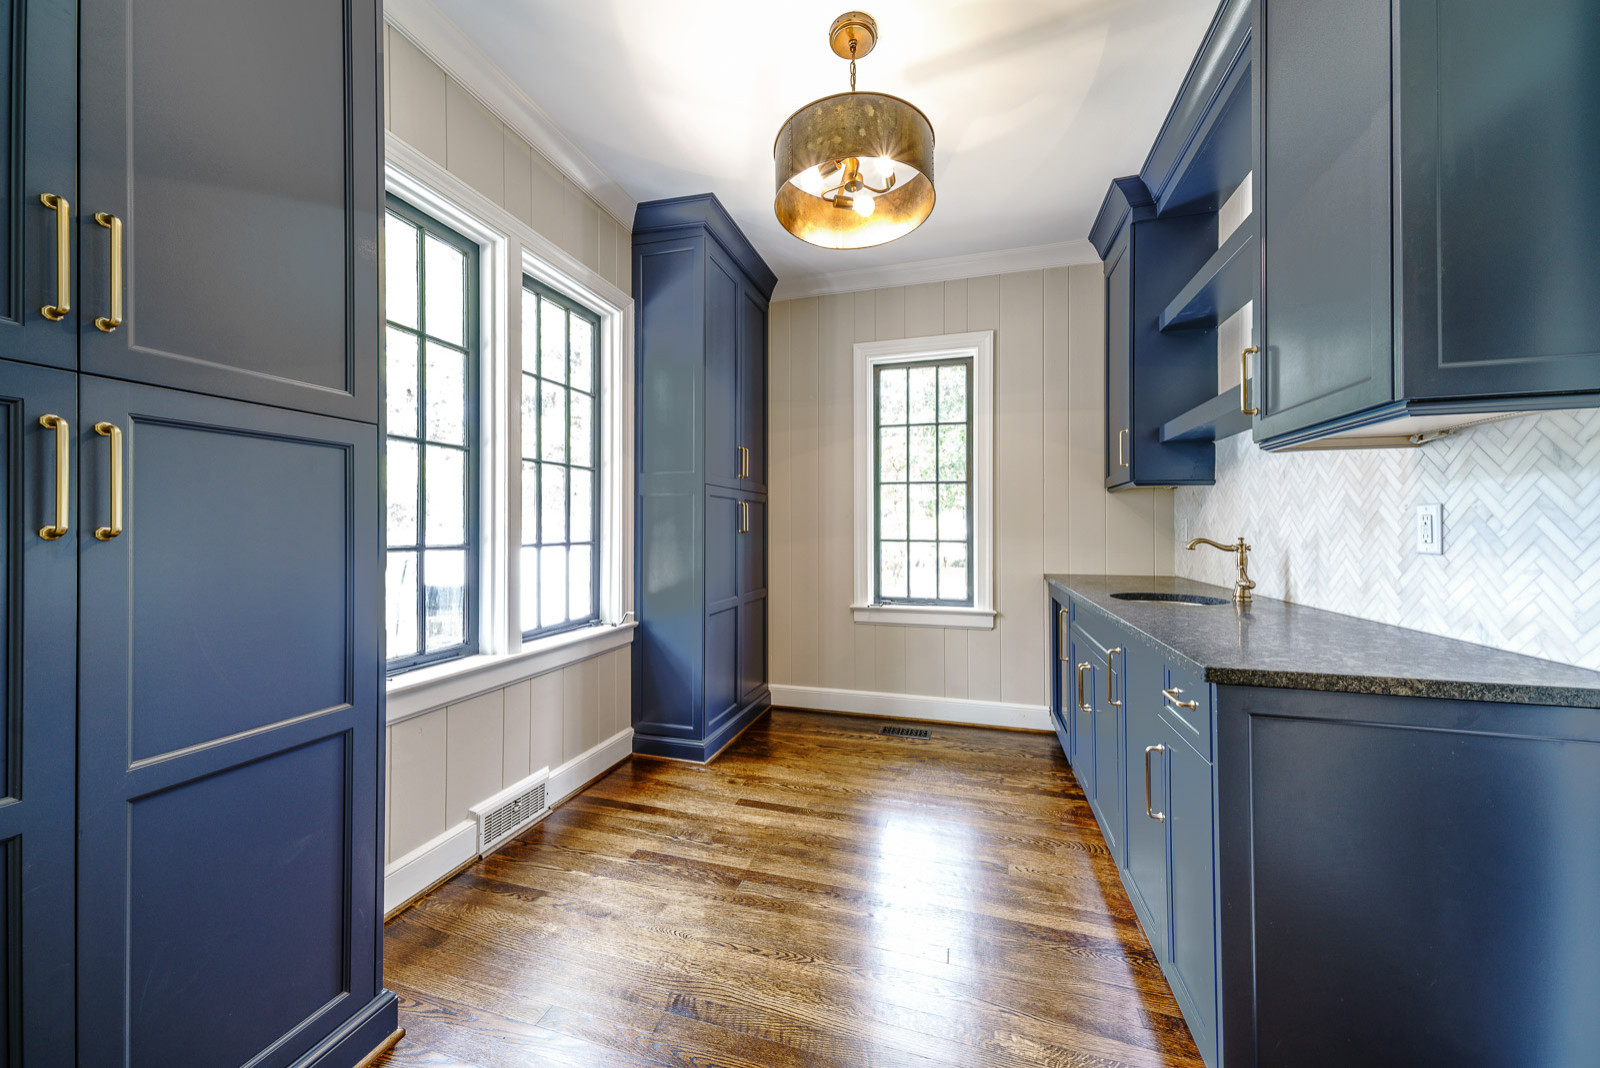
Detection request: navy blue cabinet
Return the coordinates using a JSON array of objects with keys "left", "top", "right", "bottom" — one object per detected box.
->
[
  {"left": 632, "top": 195, "right": 775, "bottom": 762},
  {"left": 1255, "top": 0, "right": 1600, "bottom": 448}
]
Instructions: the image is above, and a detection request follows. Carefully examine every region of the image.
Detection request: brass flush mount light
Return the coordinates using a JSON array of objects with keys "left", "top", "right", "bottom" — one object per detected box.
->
[{"left": 774, "top": 11, "right": 935, "bottom": 249}]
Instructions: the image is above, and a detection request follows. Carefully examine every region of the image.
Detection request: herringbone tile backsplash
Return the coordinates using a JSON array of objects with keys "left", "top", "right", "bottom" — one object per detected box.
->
[{"left": 1174, "top": 409, "right": 1600, "bottom": 671}]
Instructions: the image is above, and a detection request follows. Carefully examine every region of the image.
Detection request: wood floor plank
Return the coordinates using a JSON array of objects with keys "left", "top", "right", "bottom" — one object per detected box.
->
[{"left": 378, "top": 710, "right": 1202, "bottom": 1068}]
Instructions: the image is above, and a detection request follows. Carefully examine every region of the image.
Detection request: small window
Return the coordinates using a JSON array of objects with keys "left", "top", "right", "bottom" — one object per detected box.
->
[
  {"left": 521, "top": 279, "right": 602, "bottom": 639},
  {"left": 384, "top": 196, "right": 480, "bottom": 672}
]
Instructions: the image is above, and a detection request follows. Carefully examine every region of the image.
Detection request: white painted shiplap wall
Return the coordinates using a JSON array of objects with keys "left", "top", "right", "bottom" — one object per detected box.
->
[{"left": 768, "top": 267, "right": 1175, "bottom": 729}]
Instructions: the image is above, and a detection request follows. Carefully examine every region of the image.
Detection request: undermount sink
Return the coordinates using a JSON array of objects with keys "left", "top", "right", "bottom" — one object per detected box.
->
[{"left": 1111, "top": 591, "right": 1229, "bottom": 606}]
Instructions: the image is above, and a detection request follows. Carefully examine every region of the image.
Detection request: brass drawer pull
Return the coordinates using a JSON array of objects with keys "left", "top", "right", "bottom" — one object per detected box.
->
[
  {"left": 41, "top": 193, "right": 70, "bottom": 321},
  {"left": 38, "top": 414, "right": 69, "bottom": 539},
  {"left": 738, "top": 444, "right": 750, "bottom": 479},
  {"left": 94, "top": 421, "right": 124, "bottom": 540},
  {"left": 1076, "top": 662, "right": 1092, "bottom": 714},
  {"left": 737, "top": 500, "right": 750, "bottom": 534},
  {"left": 1144, "top": 744, "right": 1166, "bottom": 822},
  {"left": 94, "top": 212, "right": 123, "bottom": 332},
  {"left": 1118, "top": 427, "right": 1128, "bottom": 467},
  {"left": 1162, "top": 686, "right": 1198, "bottom": 711},
  {"left": 1107, "top": 647, "right": 1122, "bottom": 708},
  {"left": 1241, "top": 346, "right": 1260, "bottom": 416},
  {"left": 1057, "top": 606, "right": 1068, "bottom": 662}
]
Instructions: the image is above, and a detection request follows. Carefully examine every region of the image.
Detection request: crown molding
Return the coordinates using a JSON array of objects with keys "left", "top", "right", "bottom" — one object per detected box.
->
[
  {"left": 384, "top": 0, "right": 636, "bottom": 231},
  {"left": 771, "top": 239, "right": 1100, "bottom": 301}
]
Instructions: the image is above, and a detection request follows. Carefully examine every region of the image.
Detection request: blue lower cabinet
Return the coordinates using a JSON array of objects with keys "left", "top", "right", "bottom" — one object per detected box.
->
[
  {"left": 1122, "top": 640, "right": 1168, "bottom": 962},
  {"left": 75, "top": 378, "right": 392, "bottom": 1067},
  {"left": 1161, "top": 719, "right": 1219, "bottom": 1067},
  {"left": 1049, "top": 594, "right": 1072, "bottom": 757}
]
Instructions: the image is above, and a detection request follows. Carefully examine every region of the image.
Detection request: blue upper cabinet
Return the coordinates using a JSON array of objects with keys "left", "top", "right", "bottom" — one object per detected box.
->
[{"left": 1254, "top": 0, "right": 1600, "bottom": 449}]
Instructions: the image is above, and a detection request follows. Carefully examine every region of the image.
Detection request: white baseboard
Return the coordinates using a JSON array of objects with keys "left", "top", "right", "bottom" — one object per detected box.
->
[
  {"left": 769, "top": 684, "right": 1050, "bottom": 732},
  {"left": 384, "top": 727, "right": 634, "bottom": 916}
]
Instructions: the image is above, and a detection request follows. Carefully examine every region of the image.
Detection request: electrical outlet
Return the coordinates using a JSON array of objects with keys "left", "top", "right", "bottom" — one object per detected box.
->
[{"left": 1416, "top": 503, "right": 1443, "bottom": 555}]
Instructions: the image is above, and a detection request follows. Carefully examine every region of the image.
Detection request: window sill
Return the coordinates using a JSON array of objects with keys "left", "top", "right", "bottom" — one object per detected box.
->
[
  {"left": 385, "top": 619, "right": 636, "bottom": 725},
  {"left": 850, "top": 604, "right": 996, "bottom": 629}
]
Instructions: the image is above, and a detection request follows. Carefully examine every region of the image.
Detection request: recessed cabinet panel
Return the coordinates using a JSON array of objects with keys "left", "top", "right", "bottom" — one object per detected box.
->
[
  {"left": 636, "top": 244, "right": 703, "bottom": 478},
  {"left": 705, "top": 257, "right": 739, "bottom": 486},
  {"left": 707, "top": 492, "right": 737, "bottom": 606},
  {"left": 738, "top": 595, "right": 766, "bottom": 709},
  {"left": 1105, "top": 249, "right": 1132, "bottom": 485},
  {"left": 636, "top": 491, "right": 699, "bottom": 737},
  {"left": 737, "top": 498, "right": 765, "bottom": 596},
  {"left": 704, "top": 606, "right": 738, "bottom": 731},
  {"left": 738, "top": 287, "right": 767, "bottom": 492},
  {"left": 1165, "top": 727, "right": 1218, "bottom": 1067}
]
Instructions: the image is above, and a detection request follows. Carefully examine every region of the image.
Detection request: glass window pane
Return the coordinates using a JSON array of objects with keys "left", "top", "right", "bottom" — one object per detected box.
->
[
  {"left": 540, "top": 381, "right": 567, "bottom": 464},
  {"left": 907, "top": 365, "right": 938, "bottom": 424},
  {"left": 386, "top": 440, "right": 418, "bottom": 546},
  {"left": 384, "top": 214, "right": 418, "bottom": 330},
  {"left": 880, "top": 541, "right": 908, "bottom": 600},
  {"left": 540, "top": 296, "right": 566, "bottom": 383},
  {"left": 521, "top": 288, "right": 539, "bottom": 373},
  {"left": 424, "top": 445, "right": 466, "bottom": 546},
  {"left": 424, "top": 548, "right": 466, "bottom": 651},
  {"left": 939, "top": 543, "right": 968, "bottom": 601},
  {"left": 385, "top": 328, "right": 419, "bottom": 438},
  {"left": 519, "top": 545, "right": 539, "bottom": 636},
  {"left": 878, "top": 426, "right": 906, "bottom": 483},
  {"left": 569, "top": 314, "right": 594, "bottom": 394},
  {"left": 385, "top": 551, "right": 418, "bottom": 659},
  {"left": 877, "top": 367, "right": 907, "bottom": 425},
  {"left": 519, "top": 374, "right": 539, "bottom": 462},
  {"left": 938, "top": 425, "right": 967, "bottom": 482},
  {"left": 423, "top": 233, "right": 466, "bottom": 346},
  {"left": 909, "top": 542, "right": 938, "bottom": 599},
  {"left": 569, "top": 468, "right": 593, "bottom": 544},
  {"left": 569, "top": 544, "right": 593, "bottom": 620},
  {"left": 540, "top": 545, "right": 567, "bottom": 628},
  {"left": 521, "top": 460, "right": 539, "bottom": 546},
  {"left": 425, "top": 342, "right": 467, "bottom": 445},
  {"left": 939, "top": 484, "right": 967, "bottom": 543},
  {"left": 569, "top": 390, "right": 593, "bottom": 469},
  {"left": 938, "top": 364, "right": 967, "bottom": 422},
  {"left": 879, "top": 483, "right": 907, "bottom": 541},
  {"left": 909, "top": 483, "right": 937, "bottom": 541},
  {"left": 540, "top": 463, "right": 567, "bottom": 544},
  {"left": 908, "top": 425, "right": 937, "bottom": 482}
]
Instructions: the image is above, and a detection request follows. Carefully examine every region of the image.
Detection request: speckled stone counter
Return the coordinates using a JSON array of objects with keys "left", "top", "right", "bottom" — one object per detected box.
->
[{"left": 1046, "top": 573, "right": 1600, "bottom": 708}]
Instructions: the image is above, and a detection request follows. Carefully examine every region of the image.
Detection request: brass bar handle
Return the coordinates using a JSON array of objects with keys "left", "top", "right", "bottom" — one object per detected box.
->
[
  {"left": 1162, "top": 686, "right": 1199, "bottom": 711},
  {"left": 1057, "top": 606, "right": 1068, "bottom": 662},
  {"left": 38, "top": 414, "right": 69, "bottom": 539},
  {"left": 738, "top": 444, "right": 750, "bottom": 479},
  {"left": 1107, "top": 647, "right": 1122, "bottom": 708},
  {"left": 1076, "top": 662, "right": 1091, "bottom": 714},
  {"left": 1144, "top": 744, "right": 1166, "bottom": 822},
  {"left": 94, "top": 212, "right": 123, "bottom": 333},
  {"left": 94, "top": 421, "right": 123, "bottom": 540},
  {"left": 1118, "top": 428, "right": 1129, "bottom": 467},
  {"left": 1241, "top": 346, "right": 1260, "bottom": 416},
  {"left": 737, "top": 500, "right": 749, "bottom": 534},
  {"left": 40, "top": 193, "right": 70, "bottom": 321}
]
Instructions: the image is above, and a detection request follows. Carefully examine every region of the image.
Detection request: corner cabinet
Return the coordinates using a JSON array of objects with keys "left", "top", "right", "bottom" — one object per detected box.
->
[
  {"left": 632, "top": 195, "right": 776, "bottom": 762},
  {"left": 0, "top": 0, "right": 394, "bottom": 1063},
  {"left": 1254, "top": 0, "right": 1600, "bottom": 448}
]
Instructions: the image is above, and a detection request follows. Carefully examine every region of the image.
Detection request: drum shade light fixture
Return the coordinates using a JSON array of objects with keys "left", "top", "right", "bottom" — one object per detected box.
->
[{"left": 774, "top": 12, "right": 935, "bottom": 249}]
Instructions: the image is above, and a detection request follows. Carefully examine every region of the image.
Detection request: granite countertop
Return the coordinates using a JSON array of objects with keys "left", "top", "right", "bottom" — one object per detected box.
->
[{"left": 1046, "top": 573, "right": 1600, "bottom": 708}]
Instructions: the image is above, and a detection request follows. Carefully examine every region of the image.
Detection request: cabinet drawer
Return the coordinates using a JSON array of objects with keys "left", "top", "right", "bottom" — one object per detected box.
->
[{"left": 1160, "top": 659, "right": 1212, "bottom": 760}]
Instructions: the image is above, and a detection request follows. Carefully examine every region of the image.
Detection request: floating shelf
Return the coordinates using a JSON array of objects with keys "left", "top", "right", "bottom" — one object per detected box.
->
[
  {"left": 1160, "top": 383, "right": 1254, "bottom": 443},
  {"left": 1160, "top": 215, "right": 1257, "bottom": 331}
]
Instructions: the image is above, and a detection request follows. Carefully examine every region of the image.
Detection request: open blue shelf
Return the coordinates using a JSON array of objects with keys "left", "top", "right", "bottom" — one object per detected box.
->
[
  {"left": 1160, "top": 382, "right": 1254, "bottom": 443},
  {"left": 1160, "top": 215, "right": 1256, "bottom": 331}
]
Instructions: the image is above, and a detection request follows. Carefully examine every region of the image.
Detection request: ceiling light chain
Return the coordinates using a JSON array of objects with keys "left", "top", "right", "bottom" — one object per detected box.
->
[{"left": 849, "top": 40, "right": 857, "bottom": 92}]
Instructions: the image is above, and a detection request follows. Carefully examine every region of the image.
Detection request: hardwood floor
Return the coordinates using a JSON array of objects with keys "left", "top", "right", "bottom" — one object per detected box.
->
[{"left": 376, "top": 710, "right": 1201, "bottom": 1067}]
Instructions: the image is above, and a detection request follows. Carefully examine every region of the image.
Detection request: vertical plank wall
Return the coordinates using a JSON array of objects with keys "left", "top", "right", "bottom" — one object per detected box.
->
[
  {"left": 382, "top": 21, "right": 634, "bottom": 889},
  {"left": 769, "top": 267, "right": 1174, "bottom": 724}
]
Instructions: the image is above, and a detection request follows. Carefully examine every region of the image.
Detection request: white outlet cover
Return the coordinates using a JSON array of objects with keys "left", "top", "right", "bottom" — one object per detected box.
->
[{"left": 1417, "top": 503, "right": 1443, "bottom": 555}]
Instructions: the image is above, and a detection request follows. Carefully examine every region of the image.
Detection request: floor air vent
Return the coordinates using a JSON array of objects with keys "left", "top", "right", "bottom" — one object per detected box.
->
[
  {"left": 881, "top": 725, "right": 931, "bottom": 739},
  {"left": 469, "top": 768, "right": 551, "bottom": 854}
]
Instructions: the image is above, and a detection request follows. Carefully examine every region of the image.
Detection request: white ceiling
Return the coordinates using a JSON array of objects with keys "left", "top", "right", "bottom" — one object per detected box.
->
[{"left": 428, "top": 0, "right": 1219, "bottom": 291}]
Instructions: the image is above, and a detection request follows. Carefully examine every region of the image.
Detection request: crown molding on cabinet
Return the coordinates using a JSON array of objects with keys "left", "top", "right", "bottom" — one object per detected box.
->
[
  {"left": 384, "top": 0, "right": 636, "bottom": 231},
  {"left": 772, "top": 238, "right": 1100, "bottom": 301}
]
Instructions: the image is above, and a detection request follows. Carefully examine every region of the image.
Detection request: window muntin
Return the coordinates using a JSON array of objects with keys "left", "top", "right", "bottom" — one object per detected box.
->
[
  {"left": 521, "top": 279, "right": 602, "bottom": 639},
  {"left": 874, "top": 358, "right": 972, "bottom": 605},
  {"left": 384, "top": 197, "right": 479, "bottom": 672}
]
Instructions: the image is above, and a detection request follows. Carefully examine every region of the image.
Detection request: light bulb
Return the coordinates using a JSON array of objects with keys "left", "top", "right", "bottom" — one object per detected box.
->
[
  {"left": 874, "top": 155, "right": 896, "bottom": 182},
  {"left": 853, "top": 194, "right": 875, "bottom": 218},
  {"left": 792, "top": 166, "right": 826, "bottom": 197}
]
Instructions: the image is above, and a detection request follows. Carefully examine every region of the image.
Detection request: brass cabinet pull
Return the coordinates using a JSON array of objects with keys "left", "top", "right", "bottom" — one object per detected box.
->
[
  {"left": 1057, "top": 606, "right": 1068, "bottom": 662},
  {"left": 737, "top": 500, "right": 750, "bottom": 534},
  {"left": 40, "top": 193, "right": 70, "bottom": 321},
  {"left": 1076, "top": 662, "right": 1092, "bottom": 714},
  {"left": 1118, "top": 427, "right": 1129, "bottom": 467},
  {"left": 738, "top": 444, "right": 750, "bottom": 479},
  {"left": 93, "top": 212, "right": 123, "bottom": 333},
  {"left": 1144, "top": 744, "right": 1166, "bottom": 822},
  {"left": 1107, "top": 647, "right": 1122, "bottom": 708},
  {"left": 94, "top": 421, "right": 123, "bottom": 540},
  {"left": 1162, "top": 686, "right": 1199, "bottom": 711},
  {"left": 37, "top": 414, "right": 69, "bottom": 539},
  {"left": 1241, "top": 346, "right": 1260, "bottom": 415}
]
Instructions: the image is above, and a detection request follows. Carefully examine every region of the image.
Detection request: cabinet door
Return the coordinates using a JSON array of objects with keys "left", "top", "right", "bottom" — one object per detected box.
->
[
  {"left": 1049, "top": 597, "right": 1071, "bottom": 758},
  {"left": 1164, "top": 724, "right": 1218, "bottom": 1067},
  {"left": 1104, "top": 248, "right": 1133, "bottom": 488},
  {"left": 77, "top": 0, "right": 379, "bottom": 421},
  {"left": 737, "top": 285, "right": 767, "bottom": 492},
  {"left": 704, "top": 490, "right": 740, "bottom": 732},
  {"left": 737, "top": 595, "right": 767, "bottom": 708},
  {"left": 0, "top": 359, "right": 77, "bottom": 1060},
  {"left": 704, "top": 254, "right": 740, "bottom": 486},
  {"left": 0, "top": 0, "right": 77, "bottom": 371},
  {"left": 1122, "top": 643, "right": 1167, "bottom": 960},
  {"left": 1093, "top": 645, "right": 1124, "bottom": 866},
  {"left": 75, "top": 378, "right": 382, "bottom": 1068},
  {"left": 1254, "top": 0, "right": 1395, "bottom": 442}
]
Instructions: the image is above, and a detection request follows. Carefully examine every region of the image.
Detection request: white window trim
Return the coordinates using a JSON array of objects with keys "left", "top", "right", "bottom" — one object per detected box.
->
[
  {"left": 384, "top": 135, "right": 636, "bottom": 723},
  {"left": 852, "top": 331, "right": 995, "bottom": 630}
]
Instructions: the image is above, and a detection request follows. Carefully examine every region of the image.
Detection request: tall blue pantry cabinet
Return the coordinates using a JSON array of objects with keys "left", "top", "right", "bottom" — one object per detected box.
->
[
  {"left": 0, "top": 0, "right": 394, "bottom": 1064},
  {"left": 632, "top": 196, "right": 776, "bottom": 762}
]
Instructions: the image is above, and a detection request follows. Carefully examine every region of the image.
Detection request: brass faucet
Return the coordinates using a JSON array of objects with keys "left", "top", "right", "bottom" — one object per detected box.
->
[{"left": 1187, "top": 536, "right": 1255, "bottom": 605}]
